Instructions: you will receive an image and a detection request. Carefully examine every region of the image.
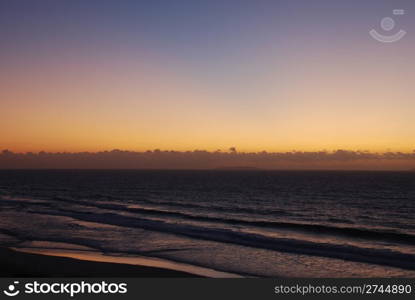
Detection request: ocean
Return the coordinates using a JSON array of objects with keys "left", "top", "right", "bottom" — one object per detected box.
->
[{"left": 0, "top": 170, "right": 414, "bottom": 277}]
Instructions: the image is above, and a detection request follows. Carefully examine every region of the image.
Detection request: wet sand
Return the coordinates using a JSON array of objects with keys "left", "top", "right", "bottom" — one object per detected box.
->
[{"left": 0, "top": 247, "right": 198, "bottom": 277}]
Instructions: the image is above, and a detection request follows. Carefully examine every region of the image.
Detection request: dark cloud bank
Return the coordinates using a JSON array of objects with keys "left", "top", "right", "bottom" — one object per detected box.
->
[{"left": 1, "top": 149, "right": 415, "bottom": 170}]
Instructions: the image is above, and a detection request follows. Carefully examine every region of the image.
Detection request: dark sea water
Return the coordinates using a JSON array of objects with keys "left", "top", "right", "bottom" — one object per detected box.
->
[{"left": 0, "top": 170, "right": 414, "bottom": 277}]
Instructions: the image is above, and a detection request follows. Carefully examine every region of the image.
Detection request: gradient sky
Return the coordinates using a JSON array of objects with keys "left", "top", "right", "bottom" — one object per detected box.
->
[{"left": 1, "top": 0, "right": 414, "bottom": 153}]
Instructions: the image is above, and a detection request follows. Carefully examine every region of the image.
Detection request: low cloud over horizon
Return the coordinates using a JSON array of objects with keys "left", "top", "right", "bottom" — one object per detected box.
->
[{"left": 1, "top": 149, "right": 414, "bottom": 170}]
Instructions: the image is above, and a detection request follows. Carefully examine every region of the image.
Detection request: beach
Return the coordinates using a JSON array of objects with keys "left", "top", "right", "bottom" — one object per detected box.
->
[{"left": 0, "top": 247, "right": 200, "bottom": 277}]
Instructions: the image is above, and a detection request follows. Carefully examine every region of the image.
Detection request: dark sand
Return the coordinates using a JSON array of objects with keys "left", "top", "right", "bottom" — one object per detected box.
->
[{"left": 0, "top": 247, "right": 198, "bottom": 277}]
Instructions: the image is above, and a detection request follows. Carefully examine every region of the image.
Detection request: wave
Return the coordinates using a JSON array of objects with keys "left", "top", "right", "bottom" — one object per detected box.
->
[
  {"left": 3, "top": 196, "right": 415, "bottom": 247},
  {"left": 21, "top": 207, "right": 415, "bottom": 271},
  {"left": 60, "top": 195, "right": 299, "bottom": 217}
]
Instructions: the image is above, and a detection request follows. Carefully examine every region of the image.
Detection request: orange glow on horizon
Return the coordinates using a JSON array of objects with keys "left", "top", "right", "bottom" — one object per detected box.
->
[{"left": 1, "top": 27, "right": 414, "bottom": 156}]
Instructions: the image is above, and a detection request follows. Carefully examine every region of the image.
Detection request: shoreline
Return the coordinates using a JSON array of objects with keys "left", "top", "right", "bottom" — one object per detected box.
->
[{"left": 0, "top": 247, "right": 238, "bottom": 278}]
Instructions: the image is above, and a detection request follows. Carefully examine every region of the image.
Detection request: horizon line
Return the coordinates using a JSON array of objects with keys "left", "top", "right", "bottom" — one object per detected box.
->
[{"left": 2, "top": 148, "right": 415, "bottom": 155}]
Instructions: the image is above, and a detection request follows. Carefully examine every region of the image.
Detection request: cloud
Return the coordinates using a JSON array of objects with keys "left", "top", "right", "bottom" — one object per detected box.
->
[{"left": 1, "top": 149, "right": 415, "bottom": 170}]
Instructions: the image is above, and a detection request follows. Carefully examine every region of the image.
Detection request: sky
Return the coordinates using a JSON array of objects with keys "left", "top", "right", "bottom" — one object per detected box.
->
[{"left": 1, "top": 0, "right": 414, "bottom": 153}]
